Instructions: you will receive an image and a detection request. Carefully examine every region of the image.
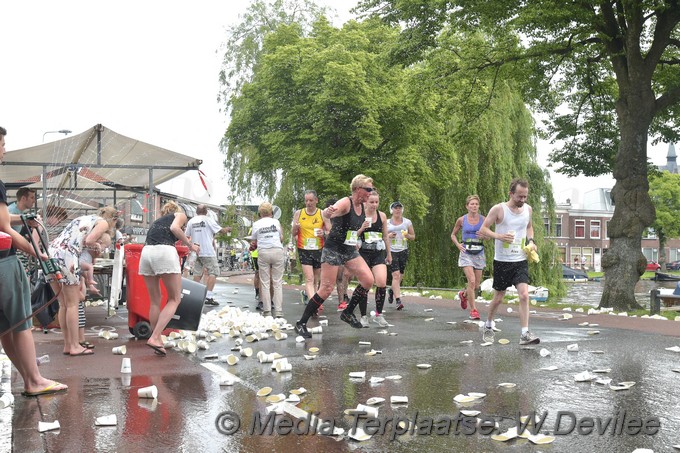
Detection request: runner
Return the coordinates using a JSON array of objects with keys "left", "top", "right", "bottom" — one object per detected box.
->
[
  {"left": 294, "top": 175, "right": 375, "bottom": 338},
  {"left": 291, "top": 190, "right": 326, "bottom": 310},
  {"left": 451, "top": 195, "right": 487, "bottom": 320},
  {"left": 356, "top": 191, "right": 391, "bottom": 327},
  {"left": 479, "top": 178, "right": 540, "bottom": 345},
  {"left": 387, "top": 201, "right": 415, "bottom": 310}
]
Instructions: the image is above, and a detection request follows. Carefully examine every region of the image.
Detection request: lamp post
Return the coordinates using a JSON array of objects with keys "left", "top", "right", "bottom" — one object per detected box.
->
[{"left": 42, "top": 129, "right": 72, "bottom": 142}]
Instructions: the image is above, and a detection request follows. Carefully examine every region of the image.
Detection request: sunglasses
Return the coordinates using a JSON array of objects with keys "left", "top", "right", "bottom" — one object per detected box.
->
[{"left": 362, "top": 187, "right": 374, "bottom": 193}]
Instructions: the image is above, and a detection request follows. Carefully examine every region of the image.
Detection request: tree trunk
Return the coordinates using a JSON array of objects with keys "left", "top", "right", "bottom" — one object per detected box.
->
[
  {"left": 599, "top": 106, "right": 655, "bottom": 311},
  {"left": 659, "top": 230, "right": 667, "bottom": 270}
]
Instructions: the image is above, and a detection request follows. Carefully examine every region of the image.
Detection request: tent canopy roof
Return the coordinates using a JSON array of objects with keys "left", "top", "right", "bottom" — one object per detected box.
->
[{"left": 0, "top": 124, "right": 202, "bottom": 191}]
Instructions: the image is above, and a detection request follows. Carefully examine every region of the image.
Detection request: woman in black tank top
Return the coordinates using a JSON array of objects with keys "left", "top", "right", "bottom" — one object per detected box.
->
[{"left": 295, "top": 174, "right": 377, "bottom": 338}]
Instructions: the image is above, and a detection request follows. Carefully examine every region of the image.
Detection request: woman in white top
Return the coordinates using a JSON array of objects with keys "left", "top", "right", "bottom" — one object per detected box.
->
[
  {"left": 251, "top": 202, "right": 285, "bottom": 317},
  {"left": 387, "top": 201, "right": 415, "bottom": 310}
]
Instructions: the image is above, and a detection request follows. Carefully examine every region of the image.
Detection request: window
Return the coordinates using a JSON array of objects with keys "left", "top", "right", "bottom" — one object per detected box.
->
[
  {"left": 670, "top": 249, "right": 679, "bottom": 262},
  {"left": 130, "top": 199, "right": 144, "bottom": 222},
  {"left": 558, "top": 246, "right": 566, "bottom": 264},
  {"left": 575, "top": 219, "right": 585, "bottom": 238},
  {"left": 582, "top": 247, "right": 593, "bottom": 268},
  {"left": 590, "top": 220, "right": 601, "bottom": 239},
  {"left": 642, "top": 248, "right": 658, "bottom": 262},
  {"left": 643, "top": 228, "right": 657, "bottom": 239},
  {"left": 543, "top": 217, "right": 550, "bottom": 236},
  {"left": 555, "top": 216, "right": 563, "bottom": 237}
]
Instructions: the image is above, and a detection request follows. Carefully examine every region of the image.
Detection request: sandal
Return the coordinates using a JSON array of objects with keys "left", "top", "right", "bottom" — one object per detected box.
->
[{"left": 79, "top": 341, "right": 95, "bottom": 349}]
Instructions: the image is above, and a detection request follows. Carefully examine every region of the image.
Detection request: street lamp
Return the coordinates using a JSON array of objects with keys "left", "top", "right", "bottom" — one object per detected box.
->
[{"left": 42, "top": 129, "right": 72, "bottom": 142}]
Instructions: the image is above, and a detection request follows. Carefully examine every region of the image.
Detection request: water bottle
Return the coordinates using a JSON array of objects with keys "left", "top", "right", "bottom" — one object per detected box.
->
[{"left": 185, "top": 251, "right": 197, "bottom": 272}]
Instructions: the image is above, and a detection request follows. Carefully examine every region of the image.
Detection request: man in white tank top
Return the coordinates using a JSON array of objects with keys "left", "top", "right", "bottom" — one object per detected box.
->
[{"left": 479, "top": 178, "right": 540, "bottom": 345}]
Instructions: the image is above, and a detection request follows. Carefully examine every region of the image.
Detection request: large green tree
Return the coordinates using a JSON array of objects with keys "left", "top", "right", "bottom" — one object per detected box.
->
[
  {"left": 648, "top": 171, "right": 680, "bottom": 269},
  {"left": 357, "top": 0, "right": 680, "bottom": 310}
]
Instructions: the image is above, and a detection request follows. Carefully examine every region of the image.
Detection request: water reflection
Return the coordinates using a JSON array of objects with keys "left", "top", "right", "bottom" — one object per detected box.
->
[{"left": 557, "top": 279, "right": 678, "bottom": 307}]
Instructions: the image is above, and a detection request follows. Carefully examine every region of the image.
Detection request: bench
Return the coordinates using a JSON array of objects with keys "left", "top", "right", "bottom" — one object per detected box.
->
[{"left": 649, "top": 289, "right": 680, "bottom": 315}]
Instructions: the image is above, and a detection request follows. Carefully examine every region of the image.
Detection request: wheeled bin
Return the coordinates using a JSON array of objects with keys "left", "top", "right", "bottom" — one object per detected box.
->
[{"left": 124, "top": 243, "right": 207, "bottom": 339}]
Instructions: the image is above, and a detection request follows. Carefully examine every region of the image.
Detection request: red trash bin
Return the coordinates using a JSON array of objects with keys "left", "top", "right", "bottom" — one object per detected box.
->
[{"left": 125, "top": 243, "right": 207, "bottom": 338}]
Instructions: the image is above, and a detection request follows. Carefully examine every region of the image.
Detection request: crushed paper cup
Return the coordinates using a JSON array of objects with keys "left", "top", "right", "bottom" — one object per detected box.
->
[
  {"left": 309, "top": 326, "right": 322, "bottom": 334},
  {"left": 196, "top": 340, "right": 209, "bottom": 350},
  {"left": 416, "top": 364, "right": 431, "bottom": 369},
  {"left": 664, "top": 346, "right": 680, "bottom": 353},
  {"left": 498, "top": 382, "right": 516, "bottom": 388},
  {"left": 256, "top": 387, "right": 273, "bottom": 397},
  {"left": 303, "top": 355, "right": 316, "bottom": 360},
  {"left": 349, "top": 371, "right": 366, "bottom": 379},
  {"left": 539, "top": 365, "right": 559, "bottom": 371},
  {"left": 355, "top": 404, "right": 379, "bottom": 417},
  {"left": 358, "top": 341, "right": 371, "bottom": 346},
  {"left": 0, "top": 393, "right": 15, "bottom": 409},
  {"left": 265, "top": 393, "right": 285, "bottom": 403},
  {"left": 424, "top": 318, "right": 434, "bottom": 322},
  {"left": 275, "top": 331, "right": 288, "bottom": 341},
  {"left": 95, "top": 414, "right": 117, "bottom": 426},
  {"left": 348, "top": 426, "right": 372, "bottom": 442},
  {"left": 390, "top": 396, "right": 408, "bottom": 404},
  {"left": 38, "top": 420, "right": 60, "bottom": 432},
  {"left": 595, "top": 378, "right": 612, "bottom": 385},
  {"left": 308, "top": 347, "right": 319, "bottom": 353},
  {"left": 366, "top": 397, "right": 385, "bottom": 405},
  {"left": 286, "top": 393, "right": 301, "bottom": 403},
  {"left": 369, "top": 377, "right": 385, "bottom": 384},
  {"left": 385, "top": 375, "right": 402, "bottom": 380},
  {"left": 454, "top": 394, "right": 476, "bottom": 403},
  {"left": 295, "top": 336, "right": 305, "bottom": 343},
  {"left": 289, "top": 387, "right": 307, "bottom": 395},
  {"left": 460, "top": 340, "right": 473, "bottom": 344},
  {"left": 220, "top": 377, "right": 235, "bottom": 386},
  {"left": 491, "top": 426, "right": 519, "bottom": 442},
  {"left": 567, "top": 343, "right": 579, "bottom": 352},
  {"left": 112, "top": 346, "right": 126, "bottom": 355},
  {"left": 275, "top": 361, "right": 292, "bottom": 373},
  {"left": 593, "top": 368, "right": 611, "bottom": 373},
  {"left": 226, "top": 354, "right": 239, "bottom": 366},
  {"left": 240, "top": 347, "right": 253, "bottom": 357},
  {"left": 460, "top": 410, "right": 480, "bottom": 417},
  {"left": 574, "top": 371, "right": 595, "bottom": 382},
  {"left": 527, "top": 433, "right": 556, "bottom": 444},
  {"left": 497, "top": 339, "right": 510, "bottom": 345}
]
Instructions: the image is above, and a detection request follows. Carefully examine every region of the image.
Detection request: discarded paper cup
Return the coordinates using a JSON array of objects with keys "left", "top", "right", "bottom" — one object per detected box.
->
[
  {"left": 275, "top": 331, "right": 288, "bottom": 341},
  {"left": 95, "top": 414, "right": 117, "bottom": 426},
  {"left": 240, "top": 347, "right": 253, "bottom": 357},
  {"left": 0, "top": 393, "right": 14, "bottom": 409},
  {"left": 309, "top": 326, "right": 323, "bottom": 334},
  {"left": 121, "top": 358, "right": 132, "bottom": 374},
  {"left": 196, "top": 340, "right": 209, "bottom": 350},
  {"left": 137, "top": 385, "right": 158, "bottom": 399},
  {"left": 567, "top": 343, "right": 579, "bottom": 352},
  {"left": 226, "top": 354, "right": 239, "bottom": 366},
  {"left": 220, "top": 377, "right": 235, "bottom": 386},
  {"left": 295, "top": 336, "right": 305, "bottom": 343},
  {"left": 275, "top": 361, "right": 292, "bottom": 373},
  {"left": 234, "top": 338, "right": 243, "bottom": 347},
  {"left": 356, "top": 404, "right": 379, "bottom": 417},
  {"left": 319, "top": 319, "right": 328, "bottom": 326},
  {"left": 272, "top": 357, "right": 288, "bottom": 370},
  {"left": 112, "top": 346, "right": 127, "bottom": 355},
  {"left": 99, "top": 330, "right": 118, "bottom": 340}
]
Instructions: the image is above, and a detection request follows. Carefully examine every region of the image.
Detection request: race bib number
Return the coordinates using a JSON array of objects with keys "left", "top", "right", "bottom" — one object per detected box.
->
[
  {"left": 304, "top": 237, "right": 320, "bottom": 250},
  {"left": 503, "top": 237, "right": 523, "bottom": 255},
  {"left": 344, "top": 230, "right": 359, "bottom": 246}
]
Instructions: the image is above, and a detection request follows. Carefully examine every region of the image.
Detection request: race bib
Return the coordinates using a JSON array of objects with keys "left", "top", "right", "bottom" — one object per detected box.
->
[
  {"left": 503, "top": 237, "right": 524, "bottom": 255},
  {"left": 344, "top": 230, "right": 359, "bottom": 246},
  {"left": 304, "top": 237, "right": 320, "bottom": 250},
  {"left": 364, "top": 231, "right": 382, "bottom": 243}
]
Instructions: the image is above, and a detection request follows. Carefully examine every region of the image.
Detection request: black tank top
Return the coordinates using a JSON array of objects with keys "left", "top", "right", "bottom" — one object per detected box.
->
[
  {"left": 360, "top": 211, "right": 384, "bottom": 250},
  {"left": 325, "top": 197, "right": 365, "bottom": 252},
  {"left": 145, "top": 214, "right": 178, "bottom": 246}
]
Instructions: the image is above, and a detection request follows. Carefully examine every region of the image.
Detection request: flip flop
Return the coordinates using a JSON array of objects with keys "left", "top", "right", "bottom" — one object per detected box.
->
[
  {"left": 22, "top": 382, "right": 68, "bottom": 397},
  {"left": 79, "top": 341, "right": 95, "bottom": 349},
  {"left": 69, "top": 349, "right": 94, "bottom": 356},
  {"left": 147, "top": 343, "right": 167, "bottom": 356}
]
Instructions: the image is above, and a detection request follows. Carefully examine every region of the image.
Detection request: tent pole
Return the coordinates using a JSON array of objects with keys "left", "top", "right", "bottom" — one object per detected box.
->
[
  {"left": 42, "top": 165, "right": 47, "bottom": 220},
  {"left": 148, "top": 168, "right": 155, "bottom": 223}
]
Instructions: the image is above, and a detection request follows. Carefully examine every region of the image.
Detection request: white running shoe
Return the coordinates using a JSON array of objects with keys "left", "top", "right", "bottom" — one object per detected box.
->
[
  {"left": 360, "top": 315, "right": 370, "bottom": 328},
  {"left": 372, "top": 314, "right": 389, "bottom": 327}
]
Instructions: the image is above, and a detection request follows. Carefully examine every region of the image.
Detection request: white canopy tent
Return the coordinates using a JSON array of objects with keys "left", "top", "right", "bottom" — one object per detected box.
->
[{"left": 0, "top": 124, "right": 203, "bottom": 220}]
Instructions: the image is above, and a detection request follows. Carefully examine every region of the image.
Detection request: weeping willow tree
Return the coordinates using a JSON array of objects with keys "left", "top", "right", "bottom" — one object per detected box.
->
[{"left": 221, "top": 9, "right": 562, "bottom": 291}]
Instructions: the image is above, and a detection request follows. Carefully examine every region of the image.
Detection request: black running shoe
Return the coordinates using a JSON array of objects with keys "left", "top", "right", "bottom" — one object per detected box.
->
[
  {"left": 388, "top": 288, "right": 394, "bottom": 304},
  {"left": 340, "top": 310, "right": 363, "bottom": 328},
  {"left": 295, "top": 321, "right": 312, "bottom": 338}
]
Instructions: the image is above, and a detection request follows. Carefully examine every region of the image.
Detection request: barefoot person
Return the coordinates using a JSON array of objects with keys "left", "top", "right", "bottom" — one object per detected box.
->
[
  {"left": 451, "top": 195, "right": 487, "bottom": 320},
  {"left": 479, "top": 178, "right": 539, "bottom": 345},
  {"left": 0, "top": 126, "right": 68, "bottom": 396},
  {"left": 140, "top": 202, "right": 199, "bottom": 355},
  {"left": 294, "top": 175, "right": 375, "bottom": 338}
]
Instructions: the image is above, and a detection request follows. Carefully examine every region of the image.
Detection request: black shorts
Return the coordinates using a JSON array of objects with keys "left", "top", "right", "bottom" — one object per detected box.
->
[
  {"left": 389, "top": 249, "right": 409, "bottom": 274},
  {"left": 492, "top": 260, "right": 530, "bottom": 291},
  {"left": 252, "top": 257, "right": 259, "bottom": 271},
  {"left": 360, "top": 249, "right": 387, "bottom": 268},
  {"left": 298, "top": 248, "right": 322, "bottom": 269}
]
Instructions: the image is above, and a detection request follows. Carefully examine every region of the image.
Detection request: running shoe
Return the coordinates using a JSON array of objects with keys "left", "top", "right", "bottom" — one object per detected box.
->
[
  {"left": 388, "top": 288, "right": 394, "bottom": 304},
  {"left": 396, "top": 299, "right": 404, "bottom": 311},
  {"left": 262, "top": 311, "right": 271, "bottom": 317},
  {"left": 205, "top": 298, "right": 219, "bottom": 306},
  {"left": 337, "top": 301, "right": 348, "bottom": 311},
  {"left": 256, "top": 300, "right": 263, "bottom": 311},
  {"left": 360, "top": 315, "right": 370, "bottom": 328},
  {"left": 482, "top": 325, "right": 495, "bottom": 343},
  {"left": 295, "top": 322, "right": 312, "bottom": 338},
  {"left": 340, "top": 310, "right": 363, "bottom": 328},
  {"left": 372, "top": 314, "right": 389, "bottom": 327},
  {"left": 300, "top": 290, "right": 308, "bottom": 305},
  {"left": 519, "top": 331, "right": 540, "bottom": 345},
  {"left": 469, "top": 309, "right": 481, "bottom": 320},
  {"left": 458, "top": 290, "right": 468, "bottom": 310}
]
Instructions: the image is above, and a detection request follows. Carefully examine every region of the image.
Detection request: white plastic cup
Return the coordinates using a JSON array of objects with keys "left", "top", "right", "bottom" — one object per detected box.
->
[
  {"left": 275, "top": 331, "right": 288, "bottom": 341},
  {"left": 240, "top": 347, "right": 253, "bottom": 357},
  {"left": 275, "top": 361, "right": 292, "bottom": 373},
  {"left": 137, "top": 385, "right": 158, "bottom": 399},
  {"left": 309, "top": 326, "right": 323, "bottom": 334},
  {"left": 112, "top": 346, "right": 127, "bottom": 355},
  {"left": 272, "top": 357, "right": 288, "bottom": 370},
  {"left": 121, "top": 358, "right": 132, "bottom": 374},
  {"left": 319, "top": 320, "right": 328, "bottom": 326},
  {"left": 567, "top": 343, "right": 579, "bottom": 352},
  {"left": 356, "top": 404, "right": 378, "bottom": 418},
  {"left": 314, "top": 228, "right": 323, "bottom": 237},
  {"left": 196, "top": 340, "right": 209, "bottom": 350},
  {"left": 0, "top": 393, "right": 14, "bottom": 409},
  {"left": 226, "top": 354, "right": 239, "bottom": 366},
  {"left": 185, "top": 342, "right": 197, "bottom": 354}
]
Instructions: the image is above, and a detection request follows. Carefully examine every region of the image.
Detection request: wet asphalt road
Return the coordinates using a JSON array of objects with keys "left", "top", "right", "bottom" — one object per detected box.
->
[{"left": 4, "top": 276, "right": 680, "bottom": 453}]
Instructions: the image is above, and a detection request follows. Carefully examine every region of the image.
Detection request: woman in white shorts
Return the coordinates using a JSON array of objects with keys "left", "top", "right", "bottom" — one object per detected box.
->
[{"left": 139, "top": 201, "right": 199, "bottom": 356}]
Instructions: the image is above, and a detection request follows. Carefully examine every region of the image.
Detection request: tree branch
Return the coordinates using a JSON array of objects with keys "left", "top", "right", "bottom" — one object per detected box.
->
[{"left": 655, "top": 85, "right": 680, "bottom": 113}]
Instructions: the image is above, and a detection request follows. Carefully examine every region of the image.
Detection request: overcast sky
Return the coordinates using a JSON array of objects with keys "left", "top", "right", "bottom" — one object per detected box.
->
[{"left": 1, "top": 0, "right": 673, "bottom": 208}]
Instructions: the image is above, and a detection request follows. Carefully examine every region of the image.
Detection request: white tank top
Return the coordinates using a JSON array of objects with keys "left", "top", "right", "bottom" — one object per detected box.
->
[{"left": 494, "top": 203, "right": 530, "bottom": 262}]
